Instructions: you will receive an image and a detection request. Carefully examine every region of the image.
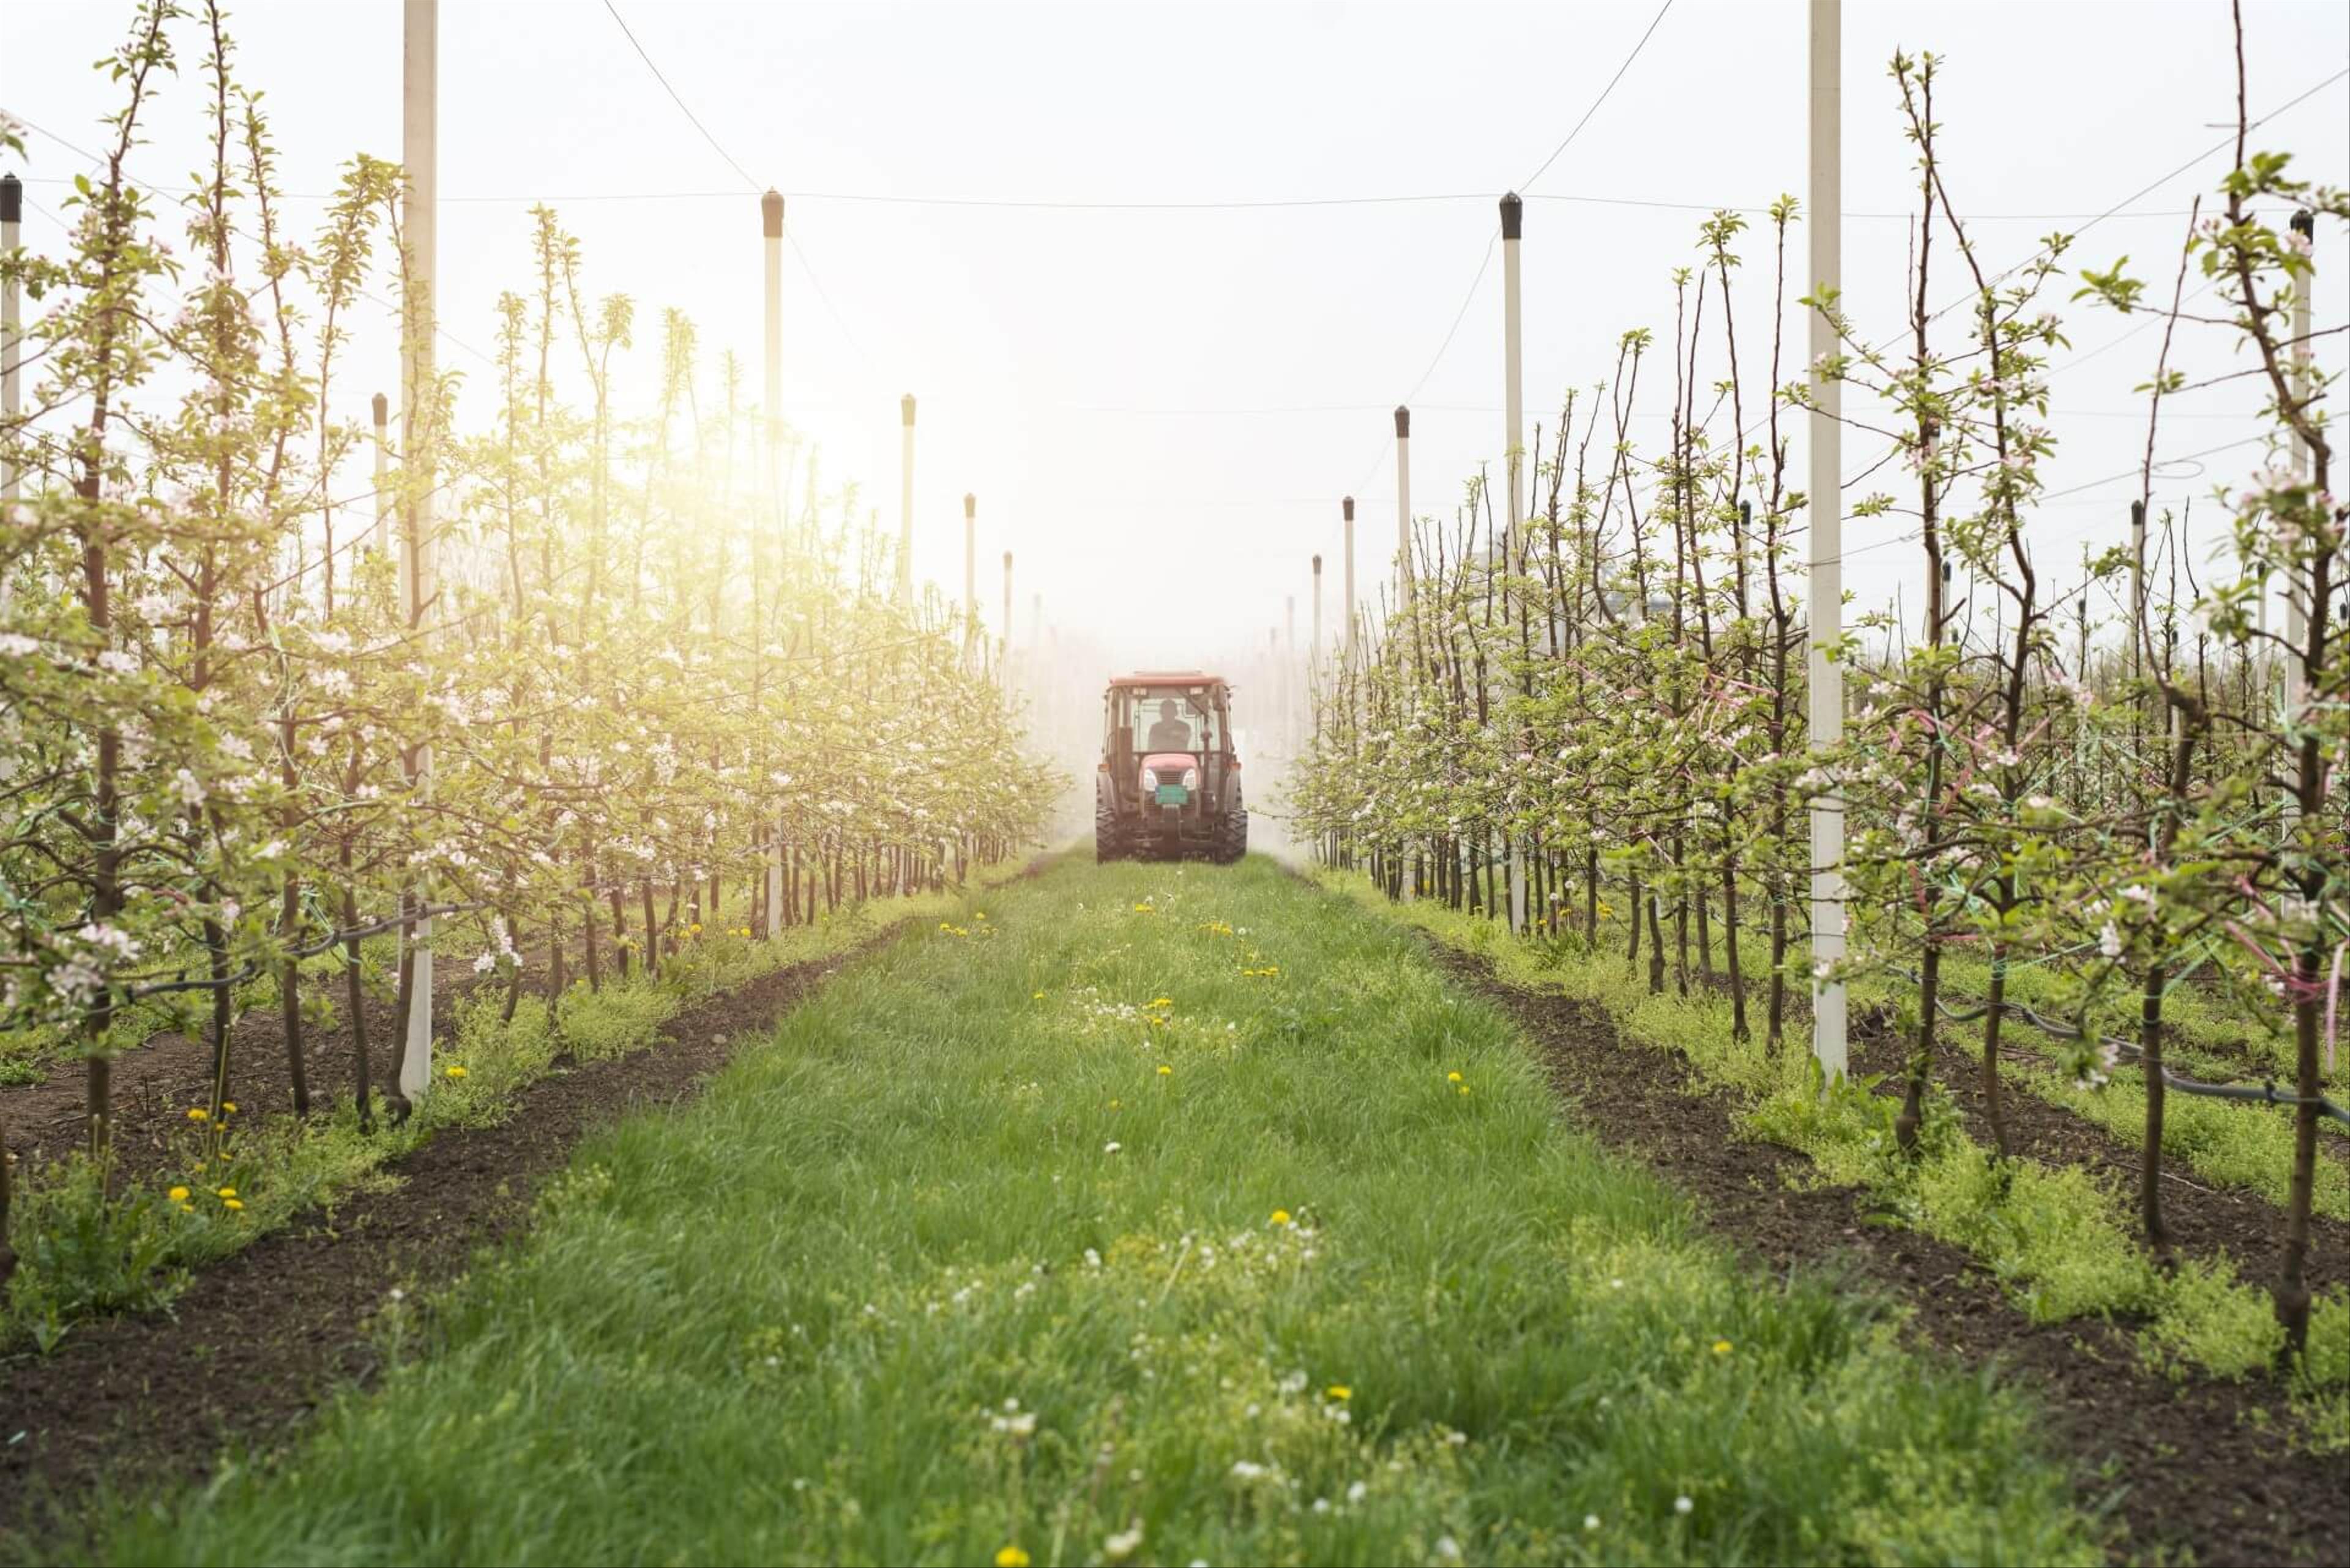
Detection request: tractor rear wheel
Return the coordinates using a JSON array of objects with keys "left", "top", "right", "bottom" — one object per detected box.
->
[
  {"left": 1212, "top": 808, "right": 1248, "bottom": 864},
  {"left": 1095, "top": 799, "right": 1126, "bottom": 862}
]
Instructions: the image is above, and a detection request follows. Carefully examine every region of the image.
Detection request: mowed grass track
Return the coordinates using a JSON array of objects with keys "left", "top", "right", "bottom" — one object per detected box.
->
[{"left": 84, "top": 857, "right": 2095, "bottom": 1567}]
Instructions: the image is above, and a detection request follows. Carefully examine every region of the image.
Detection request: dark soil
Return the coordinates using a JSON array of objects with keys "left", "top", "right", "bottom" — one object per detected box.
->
[
  {"left": 1, "top": 944, "right": 523, "bottom": 1190},
  {"left": 0, "top": 938, "right": 880, "bottom": 1553},
  {"left": 1433, "top": 943, "right": 2350, "bottom": 1568}
]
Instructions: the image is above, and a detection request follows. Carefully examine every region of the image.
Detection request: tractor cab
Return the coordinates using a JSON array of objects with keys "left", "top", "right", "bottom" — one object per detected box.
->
[{"left": 1095, "top": 672, "right": 1248, "bottom": 863}]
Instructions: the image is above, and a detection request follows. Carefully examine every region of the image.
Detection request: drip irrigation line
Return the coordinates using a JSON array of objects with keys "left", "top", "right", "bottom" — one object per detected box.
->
[{"left": 1911, "top": 971, "right": 2350, "bottom": 1129}]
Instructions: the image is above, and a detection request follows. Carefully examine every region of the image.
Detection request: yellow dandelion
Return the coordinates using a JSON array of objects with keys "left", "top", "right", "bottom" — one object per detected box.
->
[
  {"left": 975, "top": 911, "right": 987, "bottom": 920},
  {"left": 1457, "top": 1084, "right": 1471, "bottom": 1097},
  {"left": 1110, "top": 1098, "right": 1122, "bottom": 1110},
  {"left": 186, "top": 1107, "right": 209, "bottom": 1122},
  {"left": 1712, "top": 1338, "right": 1733, "bottom": 1356},
  {"left": 224, "top": 1198, "right": 245, "bottom": 1212},
  {"left": 1326, "top": 1385, "right": 1351, "bottom": 1401},
  {"left": 168, "top": 1185, "right": 190, "bottom": 1202},
  {"left": 994, "top": 1550, "right": 1031, "bottom": 1568},
  {"left": 221, "top": 1100, "right": 237, "bottom": 1113},
  {"left": 1157, "top": 1064, "right": 1172, "bottom": 1077},
  {"left": 216, "top": 1186, "right": 237, "bottom": 1200},
  {"left": 689, "top": 922, "right": 703, "bottom": 935},
  {"left": 447, "top": 1064, "right": 469, "bottom": 1079},
  {"left": 1151, "top": 996, "right": 1172, "bottom": 1007},
  {"left": 1446, "top": 1071, "right": 1463, "bottom": 1083},
  {"left": 1269, "top": 1209, "right": 1291, "bottom": 1227},
  {"left": 1032, "top": 990, "right": 1045, "bottom": 1000}
]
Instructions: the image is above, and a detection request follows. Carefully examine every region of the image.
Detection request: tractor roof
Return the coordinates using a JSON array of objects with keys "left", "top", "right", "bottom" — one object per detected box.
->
[{"left": 1108, "top": 670, "right": 1228, "bottom": 688}]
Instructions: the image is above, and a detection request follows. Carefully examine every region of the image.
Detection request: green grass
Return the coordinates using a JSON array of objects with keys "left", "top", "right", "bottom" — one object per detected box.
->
[
  {"left": 1319, "top": 873, "right": 2350, "bottom": 1394},
  {"left": 76, "top": 858, "right": 2099, "bottom": 1566},
  {"left": 2, "top": 867, "right": 1033, "bottom": 1354}
]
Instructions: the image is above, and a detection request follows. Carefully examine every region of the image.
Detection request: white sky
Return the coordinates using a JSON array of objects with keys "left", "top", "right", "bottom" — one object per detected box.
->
[{"left": 6, "top": 0, "right": 2346, "bottom": 684}]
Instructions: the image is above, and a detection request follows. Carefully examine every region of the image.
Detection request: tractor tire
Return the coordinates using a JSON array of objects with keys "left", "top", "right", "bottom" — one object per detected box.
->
[
  {"left": 1212, "top": 809, "right": 1248, "bottom": 865},
  {"left": 1095, "top": 800, "right": 1125, "bottom": 863}
]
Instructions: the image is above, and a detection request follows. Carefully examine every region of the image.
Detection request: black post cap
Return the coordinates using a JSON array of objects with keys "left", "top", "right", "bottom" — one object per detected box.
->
[
  {"left": 964, "top": 493, "right": 976, "bottom": 517},
  {"left": 1499, "top": 192, "right": 1523, "bottom": 240},
  {"left": 2291, "top": 209, "right": 2314, "bottom": 240},
  {"left": 0, "top": 174, "right": 20, "bottom": 225},
  {"left": 901, "top": 393, "right": 916, "bottom": 425},
  {"left": 1394, "top": 406, "right": 1411, "bottom": 438},
  {"left": 2131, "top": 499, "right": 2146, "bottom": 528},
  {"left": 762, "top": 190, "right": 784, "bottom": 237},
  {"left": 371, "top": 392, "right": 388, "bottom": 424},
  {"left": 1343, "top": 496, "right": 1354, "bottom": 521}
]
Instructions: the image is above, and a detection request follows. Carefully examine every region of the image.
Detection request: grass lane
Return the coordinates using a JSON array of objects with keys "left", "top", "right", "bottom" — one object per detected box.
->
[{"left": 82, "top": 856, "right": 2097, "bottom": 1567}]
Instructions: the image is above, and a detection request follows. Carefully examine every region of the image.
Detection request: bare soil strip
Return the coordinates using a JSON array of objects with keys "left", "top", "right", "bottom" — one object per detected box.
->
[
  {"left": 0, "top": 940, "right": 882, "bottom": 1548},
  {"left": 1431, "top": 943, "right": 2350, "bottom": 1568}
]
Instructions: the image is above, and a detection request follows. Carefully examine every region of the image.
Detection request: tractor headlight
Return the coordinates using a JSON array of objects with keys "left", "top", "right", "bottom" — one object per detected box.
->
[
  {"left": 1182, "top": 767, "right": 1199, "bottom": 790},
  {"left": 1141, "top": 767, "right": 1160, "bottom": 790}
]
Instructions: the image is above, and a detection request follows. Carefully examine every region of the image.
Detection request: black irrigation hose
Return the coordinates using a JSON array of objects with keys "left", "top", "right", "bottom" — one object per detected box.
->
[{"left": 1895, "top": 968, "right": 2350, "bottom": 1130}]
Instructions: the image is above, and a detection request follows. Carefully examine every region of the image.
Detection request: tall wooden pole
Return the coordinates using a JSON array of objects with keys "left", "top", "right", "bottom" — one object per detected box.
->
[
  {"left": 398, "top": 0, "right": 438, "bottom": 1100},
  {"left": 1806, "top": 0, "right": 1847, "bottom": 1081}
]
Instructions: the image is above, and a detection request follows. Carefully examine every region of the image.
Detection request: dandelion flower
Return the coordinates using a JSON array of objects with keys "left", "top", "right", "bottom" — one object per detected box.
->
[
  {"left": 994, "top": 1549, "right": 1031, "bottom": 1568},
  {"left": 1032, "top": 990, "right": 1045, "bottom": 1000},
  {"left": 221, "top": 1101, "right": 237, "bottom": 1113},
  {"left": 168, "top": 1185, "right": 190, "bottom": 1202},
  {"left": 1712, "top": 1338, "right": 1733, "bottom": 1356},
  {"left": 446, "top": 1064, "right": 469, "bottom": 1079},
  {"left": 186, "top": 1107, "right": 209, "bottom": 1122},
  {"left": 1269, "top": 1209, "right": 1291, "bottom": 1227},
  {"left": 1326, "top": 1385, "right": 1351, "bottom": 1401},
  {"left": 1674, "top": 1495, "right": 1694, "bottom": 1515},
  {"left": 223, "top": 1198, "right": 245, "bottom": 1212},
  {"left": 1584, "top": 1515, "right": 1602, "bottom": 1531},
  {"left": 216, "top": 1187, "right": 237, "bottom": 1199},
  {"left": 1157, "top": 1064, "right": 1172, "bottom": 1077},
  {"left": 1446, "top": 1070, "right": 1463, "bottom": 1083}
]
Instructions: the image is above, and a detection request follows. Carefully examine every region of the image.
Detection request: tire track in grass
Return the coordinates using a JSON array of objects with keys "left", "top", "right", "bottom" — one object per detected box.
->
[{"left": 76, "top": 857, "right": 2100, "bottom": 1567}]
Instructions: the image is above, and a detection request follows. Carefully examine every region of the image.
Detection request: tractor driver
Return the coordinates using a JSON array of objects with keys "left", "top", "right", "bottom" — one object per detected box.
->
[{"left": 1146, "top": 698, "right": 1193, "bottom": 751}]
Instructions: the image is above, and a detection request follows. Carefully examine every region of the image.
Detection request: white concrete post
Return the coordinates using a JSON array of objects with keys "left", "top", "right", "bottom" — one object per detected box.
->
[
  {"left": 2284, "top": 209, "right": 2313, "bottom": 841},
  {"left": 1342, "top": 496, "right": 1357, "bottom": 655},
  {"left": 1806, "top": 0, "right": 1847, "bottom": 1082},
  {"left": 1501, "top": 192, "right": 1527, "bottom": 935},
  {"left": 963, "top": 493, "right": 977, "bottom": 663},
  {"left": 763, "top": 190, "right": 785, "bottom": 529},
  {"left": 1, "top": 174, "right": 20, "bottom": 508},
  {"left": 369, "top": 392, "right": 390, "bottom": 554},
  {"left": 898, "top": 394, "right": 916, "bottom": 604},
  {"left": 1311, "top": 554, "right": 1324, "bottom": 665},
  {"left": 1001, "top": 549, "right": 1013, "bottom": 673},
  {"left": 1395, "top": 406, "right": 1413, "bottom": 610},
  {"left": 761, "top": 189, "right": 788, "bottom": 935},
  {"left": 398, "top": 0, "right": 438, "bottom": 1100}
]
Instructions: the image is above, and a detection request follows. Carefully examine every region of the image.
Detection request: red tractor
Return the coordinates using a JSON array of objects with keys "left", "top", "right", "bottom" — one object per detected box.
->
[{"left": 1095, "top": 672, "right": 1247, "bottom": 863}]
